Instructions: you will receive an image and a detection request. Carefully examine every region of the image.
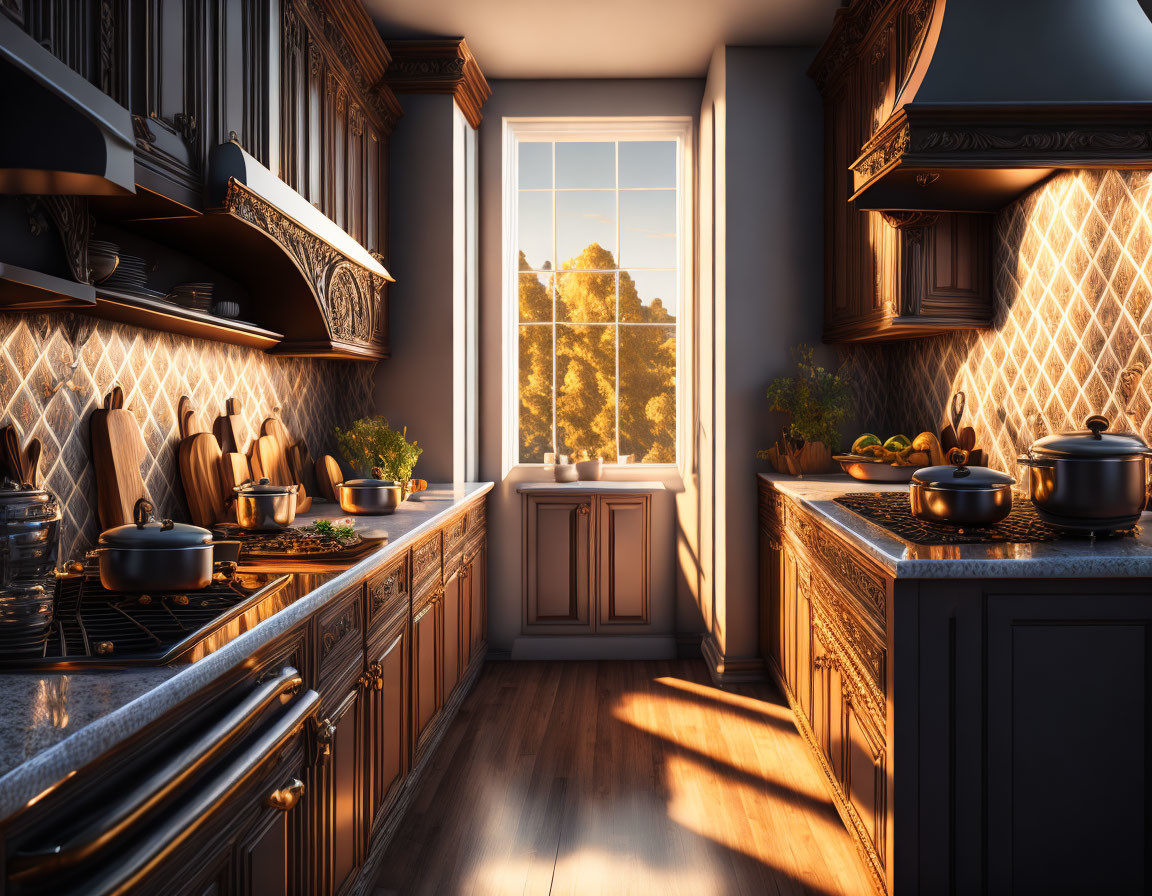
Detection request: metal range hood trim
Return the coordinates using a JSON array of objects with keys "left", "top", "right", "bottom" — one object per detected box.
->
[
  {"left": 0, "top": 14, "right": 135, "bottom": 196},
  {"left": 205, "top": 142, "right": 393, "bottom": 282},
  {"left": 849, "top": 0, "right": 1152, "bottom": 211}
]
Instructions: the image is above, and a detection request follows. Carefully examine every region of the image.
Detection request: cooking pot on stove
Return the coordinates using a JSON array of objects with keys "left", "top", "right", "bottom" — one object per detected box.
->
[
  {"left": 0, "top": 479, "right": 61, "bottom": 588},
  {"left": 98, "top": 498, "right": 214, "bottom": 592},
  {"left": 910, "top": 449, "right": 1016, "bottom": 526},
  {"left": 1018, "top": 415, "right": 1152, "bottom": 533}
]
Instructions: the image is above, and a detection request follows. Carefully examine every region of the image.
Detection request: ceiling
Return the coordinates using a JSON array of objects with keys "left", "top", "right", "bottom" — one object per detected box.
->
[{"left": 363, "top": 0, "right": 840, "bottom": 79}]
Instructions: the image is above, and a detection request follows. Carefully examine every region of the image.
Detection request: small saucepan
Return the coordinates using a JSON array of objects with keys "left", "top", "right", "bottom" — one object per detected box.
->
[
  {"left": 234, "top": 478, "right": 299, "bottom": 530},
  {"left": 909, "top": 449, "right": 1016, "bottom": 526},
  {"left": 98, "top": 498, "right": 214, "bottom": 592}
]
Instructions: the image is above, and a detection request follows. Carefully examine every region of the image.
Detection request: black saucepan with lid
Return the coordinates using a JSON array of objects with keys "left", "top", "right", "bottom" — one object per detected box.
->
[
  {"left": 1018, "top": 415, "right": 1152, "bottom": 532},
  {"left": 98, "top": 498, "right": 215, "bottom": 592},
  {"left": 909, "top": 448, "right": 1016, "bottom": 526}
]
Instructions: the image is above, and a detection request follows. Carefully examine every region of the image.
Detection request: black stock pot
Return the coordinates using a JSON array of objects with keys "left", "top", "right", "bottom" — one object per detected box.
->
[
  {"left": 1018, "top": 415, "right": 1152, "bottom": 533},
  {"left": 910, "top": 449, "right": 1016, "bottom": 526}
]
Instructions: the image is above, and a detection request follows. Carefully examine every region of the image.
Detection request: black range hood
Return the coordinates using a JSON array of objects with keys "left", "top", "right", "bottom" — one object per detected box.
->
[
  {"left": 0, "top": 13, "right": 134, "bottom": 196},
  {"left": 851, "top": 0, "right": 1152, "bottom": 211}
]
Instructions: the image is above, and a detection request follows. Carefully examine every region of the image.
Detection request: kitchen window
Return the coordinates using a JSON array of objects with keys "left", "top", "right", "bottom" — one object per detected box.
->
[{"left": 503, "top": 118, "right": 691, "bottom": 469}]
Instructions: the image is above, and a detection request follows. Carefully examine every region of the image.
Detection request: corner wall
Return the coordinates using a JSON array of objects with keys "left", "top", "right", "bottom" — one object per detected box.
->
[{"left": 696, "top": 46, "right": 826, "bottom": 677}]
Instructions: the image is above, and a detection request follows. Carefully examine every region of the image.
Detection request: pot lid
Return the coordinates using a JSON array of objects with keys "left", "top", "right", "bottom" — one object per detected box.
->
[
  {"left": 99, "top": 498, "right": 212, "bottom": 548},
  {"left": 235, "top": 477, "right": 299, "bottom": 495},
  {"left": 1031, "top": 415, "right": 1152, "bottom": 458},
  {"left": 912, "top": 449, "right": 1016, "bottom": 490},
  {"left": 0, "top": 479, "right": 52, "bottom": 504}
]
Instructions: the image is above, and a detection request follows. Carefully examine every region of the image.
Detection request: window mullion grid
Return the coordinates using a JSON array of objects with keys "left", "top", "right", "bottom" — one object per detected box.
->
[
  {"left": 614, "top": 141, "right": 620, "bottom": 465},
  {"left": 551, "top": 140, "right": 558, "bottom": 460}
]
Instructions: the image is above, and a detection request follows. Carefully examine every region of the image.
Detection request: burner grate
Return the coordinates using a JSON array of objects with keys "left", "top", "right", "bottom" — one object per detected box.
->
[{"left": 833, "top": 492, "right": 1137, "bottom": 545}]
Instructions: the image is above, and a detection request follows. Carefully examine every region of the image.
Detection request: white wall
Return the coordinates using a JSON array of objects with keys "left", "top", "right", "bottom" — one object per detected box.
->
[
  {"left": 695, "top": 47, "right": 826, "bottom": 674},
  {"left": 478, "top": 79, "right": 705, "bottom": 656}
]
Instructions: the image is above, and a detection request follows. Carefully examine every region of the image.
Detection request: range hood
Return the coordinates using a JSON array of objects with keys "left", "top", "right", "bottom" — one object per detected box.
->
[
  {"left": 0, "top": 13, "right": 134, "bottom": 195},
  {"left": 851, "top": 0, "right": 1152, "bottom": 211}
]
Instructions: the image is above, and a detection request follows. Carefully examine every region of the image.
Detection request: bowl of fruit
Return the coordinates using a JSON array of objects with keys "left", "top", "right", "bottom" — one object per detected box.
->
[{"left": 834, "top": 432, "right": 946, "bottom": 482}]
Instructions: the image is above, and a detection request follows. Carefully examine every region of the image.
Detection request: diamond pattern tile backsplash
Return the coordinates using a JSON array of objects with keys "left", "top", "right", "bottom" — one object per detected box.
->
[
  {"left": 847, "top": 169, "right": 1152, "bottom": 479},
  {"left": 0, "top": 312, "right": 376, "bottom": 559}
]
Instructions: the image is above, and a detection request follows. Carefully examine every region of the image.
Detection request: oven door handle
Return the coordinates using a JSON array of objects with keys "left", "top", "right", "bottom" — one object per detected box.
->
[
  {"left": 9, "top": 665, "right": 304, "bottom": 878},
  {"left": 28, "top": 687, "right": 319, "bottom": 896}
]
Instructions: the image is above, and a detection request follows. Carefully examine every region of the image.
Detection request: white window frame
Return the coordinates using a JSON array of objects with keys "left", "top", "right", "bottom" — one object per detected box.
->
[{"left": 501, "top": 116, "right": 694, "bottom": 477}]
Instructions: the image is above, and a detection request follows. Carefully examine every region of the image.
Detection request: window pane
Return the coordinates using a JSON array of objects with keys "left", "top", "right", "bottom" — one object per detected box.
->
[
  {"left": 620, "top": 270, "right": 676, "bottom": 323},
  {"left": 519, "top": 272, "right": 552, "bottom": 323},
  {"left": 619, "top": 325, "right": 676, "bottom": 463},
  {"left": 619, "top": 190, "right": 676, "bottom": 268},
  {"left": 619, "top": 141, "right": 676, "bottom": 188},
  {"left": 556, "top": 324, "right": 616, "bottom": 462},
  {"left": 518, "top": 141, "right": 552, "bottom": 189},
  {"left": 557, "top": 191, "right": 615, "bottom": 267},
  {"left": 519, "top": 325, "right": 553, "bottom": 463},
  {"left": 557, "top": 271, "right": 615, "bottom": 323},
  {"left": 556, "top": 141, "right": 614, "bottom": 189},
  {"left": 518, "top": 191, "right": 553, "bottom": 271}
]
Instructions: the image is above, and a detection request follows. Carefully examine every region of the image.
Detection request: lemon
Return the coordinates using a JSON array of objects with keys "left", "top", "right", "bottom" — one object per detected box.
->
[{"left": 851, "top": 433, "right": 882, "bottom": 455}]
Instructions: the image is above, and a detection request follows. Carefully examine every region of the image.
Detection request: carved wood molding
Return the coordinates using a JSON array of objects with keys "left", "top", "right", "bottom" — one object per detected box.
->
[
  {"left": 369, "top": 560, "right": 408, "bottom": 614},
  {"left": 31, "top": 196, "right": 92, "bottom": 284},
  {"left": 910, "top": 125, "right": 1152, "bottom": 156},
  {"left": 321, "top": 602, "right": 358, "bottom": 659},
  {"left": 770, "top": 664, "right": 887, "bottom": 893},
  {"left": 811, "top": 579, "right": 886, "bottom": 725},
  {"left": 852, "top": 123, "right": 909, "bottom": 178},
  {"left": 383, "top": 39, "right": 492, "bottom": 129},
  {"left": 412, "top": 534, "right": 441, "bottom": 583},
  {"left": 808, "top": 0, "right": 886, "bottom": 93},
  {"left": 220, "top": 179, "right": 385, "bottom": 352},
  {"left": 784, "top": 503, "right": 887, "bottom": 619}
]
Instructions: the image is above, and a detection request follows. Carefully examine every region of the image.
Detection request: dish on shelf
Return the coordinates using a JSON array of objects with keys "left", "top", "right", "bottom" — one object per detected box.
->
[{"left": 833, "top": 455, "right": 918, "bottom": 482}]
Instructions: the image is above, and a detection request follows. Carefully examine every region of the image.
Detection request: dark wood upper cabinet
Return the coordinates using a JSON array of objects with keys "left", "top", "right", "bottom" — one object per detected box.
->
[{"left": 811, "top": 0, "right": 993, "bottom": 343}]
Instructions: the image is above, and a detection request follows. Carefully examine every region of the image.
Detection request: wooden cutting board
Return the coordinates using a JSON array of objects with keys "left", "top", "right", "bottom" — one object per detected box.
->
[
  {"left": 254, "top": 434, "right": 294, "bottom": 487},
  {"left": 259, "top": 413, "right": 311, "bottom": 511},
  {"left": 214, "top": 396, "right": 252, "bottom": 455},
  {"left": 91, "top": 386, "right": 148, "bottom": 530},
  {"left": 316, "top": 455, "right": 343, "bottom": 502},
  {"left": 177, "top": 396, "right": 226, "bottom": 528}
]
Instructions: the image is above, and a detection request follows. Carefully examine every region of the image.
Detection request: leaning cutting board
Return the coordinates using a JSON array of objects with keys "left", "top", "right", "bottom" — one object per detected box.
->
[
  {"left": 177, "top": 396, "right": 226, "bottom": 528},
  {"left": 213, "top": 396, "right": 253, "bottom": 455},
  {"left": 315, "top": 455, "right": 343, "bottom": 503},
  {"left": 91, "top": 386, "right": 148, "bottom": 530}
]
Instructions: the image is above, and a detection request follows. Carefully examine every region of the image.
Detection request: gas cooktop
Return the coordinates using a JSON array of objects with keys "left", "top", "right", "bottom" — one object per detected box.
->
[
  {"left": 834, "top": 492, "right": 1138, "bottom": 546},
  {"left": 0, "top": 557, "right": 295, "bottom": 670}
]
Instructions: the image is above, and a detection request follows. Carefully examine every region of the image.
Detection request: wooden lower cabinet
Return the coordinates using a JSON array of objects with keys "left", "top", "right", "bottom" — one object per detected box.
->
[
  {"left": 523, "top": 491, "right": 651, "bottom": 634},
  {"left": 412, "top": 579, "right": 443, "bottom": 755},
  {"left": 365, "top": 610, "right": 409, "bottom": 835},
  {"left": 315, "top": 674, "right": 366, "bottom": 896},
  {"left": 466, "top": 544, "right": 487, "bottom": 660},
  {"left": 442, "top": 566, "right": 463, "bottom": 696}
]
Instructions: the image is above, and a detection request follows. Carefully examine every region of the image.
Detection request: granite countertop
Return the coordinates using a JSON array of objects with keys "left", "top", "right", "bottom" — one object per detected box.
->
[
  {"left": 761, "top": 472, "right": 1152, "bottom": 579},
  {"left": 0, "top": 482, "right": 493, "bottom": 821},
  {"left": 516, "top": 480, "right": 666, "bottom": 493}
]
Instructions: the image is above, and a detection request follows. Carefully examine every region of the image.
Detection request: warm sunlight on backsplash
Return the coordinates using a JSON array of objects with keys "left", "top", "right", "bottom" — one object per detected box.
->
[{"left": 848, "top": 169, "right": 1152, "bottom": 476}]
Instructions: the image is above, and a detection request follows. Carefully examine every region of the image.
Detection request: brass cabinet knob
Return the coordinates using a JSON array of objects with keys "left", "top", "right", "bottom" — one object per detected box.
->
[
  {"left": 267, "top": 778, "right": 305, "bottom": 811},
  {"left": 314, "top": 717, "right": 336, "bottom": 765},
  {"left": 358, "top": 671, "right": 373, "bottom": 691},
  {"left": 369, "top": 661, "right": 384, "bottom": 691},
  {"left": 577, "top": 504, "right": 590, "bottom": 515}
]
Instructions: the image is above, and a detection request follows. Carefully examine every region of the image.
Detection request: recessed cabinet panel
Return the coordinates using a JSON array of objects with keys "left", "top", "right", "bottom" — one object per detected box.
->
[
  {"left": 412, "top": 590, "right": 441, "bottom": 750},
  {"left": 846, "top": 698, "right": 884, "bottom": 862},
  {"left": 367, "top": 615, "right": 408, "bottom": 834},
  {"left": 442, "top": 570, "right": 462, "bottom": 695},
  {"left": 597, "top": 496, "right": 649, "bottom": 625},
  {"left": 525, "top": 498, "right": 591, "bottom": 628},
  {"left": 469, "top": 546, "right": 487, "bottom": 655}
]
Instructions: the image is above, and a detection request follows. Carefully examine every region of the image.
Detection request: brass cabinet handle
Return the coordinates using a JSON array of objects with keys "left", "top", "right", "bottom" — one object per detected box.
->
[
  {"left": 314, "top": 717, "right": 337, "bottom": 765},
  {"left": 267, "top": 778, "right": 305, "bottom": 812},
  {"left": 577, "top": 504, "right": 590, "bottom": 515},
  {"left": 368, "top": 661, "right": 384, "bottom": 691},
  {"left": 358, "top": 671, "right": 373, "bottom": 691}
]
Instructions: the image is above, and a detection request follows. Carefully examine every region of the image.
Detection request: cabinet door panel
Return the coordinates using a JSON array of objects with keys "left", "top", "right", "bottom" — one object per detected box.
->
[
  {"left": 525, "top": 497, "right": 591, "bottom": 629},
  {"left": 326, "top": 689, "right": 362, "bottom": 896},
  {"left": 367, "top": 617, "right": 408, "bottom": 832},
  {"left": 238, "top": 805, "right": 289, "bottom": 895},
  {"left": 470, "top": 546, "right": 486, "bottom": 655},
  {"left": 597, "top": 496, "right": 649, "bottom": 625},
  {"left": 795, "top": 563, "right": 812, "bottom": 723},
  {"left": 442, "top": 570, "right": 462, "bottom": 697},
  {"left": 846, "top": 696, "right": 884, "bottom": 864},
  {"left": 412, "top": 594, "right": 440, "bottom": 747}
]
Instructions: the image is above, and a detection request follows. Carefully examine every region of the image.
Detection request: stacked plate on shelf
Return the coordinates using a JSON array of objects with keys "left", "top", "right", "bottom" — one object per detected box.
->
[
  {"left": 168, "top": 282, "right": 214, "bottom": 312},
  {"left": 87, "top": 239, "right": 120, "bottom": 284},
  {"left": 101, "top": 253, "right": 166, "bottom": 298}
]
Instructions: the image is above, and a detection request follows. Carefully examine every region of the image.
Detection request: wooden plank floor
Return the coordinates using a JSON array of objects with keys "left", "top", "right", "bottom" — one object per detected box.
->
[{"left": 370, "top": 660, "right": 876, "bottom": 896}]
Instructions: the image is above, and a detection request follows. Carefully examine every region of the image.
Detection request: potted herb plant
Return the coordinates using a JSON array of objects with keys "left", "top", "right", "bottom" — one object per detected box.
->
[
  {"left": 335, "top": 416, "right": 423, "bottom": 496},
  {"left": 757, "top": 344, "right": 852, "bottom": 475}
]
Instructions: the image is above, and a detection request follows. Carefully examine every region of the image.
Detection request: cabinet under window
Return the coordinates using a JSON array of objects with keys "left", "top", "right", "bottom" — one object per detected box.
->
[{"left": 505, "top": 119, "right": 691, "bottom": 466}]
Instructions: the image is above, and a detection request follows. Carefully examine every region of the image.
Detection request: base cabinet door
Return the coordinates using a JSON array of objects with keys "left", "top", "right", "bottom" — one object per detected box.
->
[
  {"left": 442, "top": 568, "right": 462, "bottom": 697},
  {"left": 366, "top": 613, "right": 409, "bottom": 834},
  {"left": 596, "top": 495, "right": 650, "bottom": 626},
  {"left": 314, "top": 684, "right": 365, "bottom": 896},
  {"left": 811, "top": 626, "right": 844, "bottom": 782},
  {"left": 412, "top": 585, "right": 442, "bottom": 754},
  {"left": 525, "top": 496, "right": 592, "bottom": 630},
  {"left": 845, "top": 694, "right": 886, "bottom": 868},
  {"left": 468, "top": 545, "right": 486, "bottom": 657}
]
